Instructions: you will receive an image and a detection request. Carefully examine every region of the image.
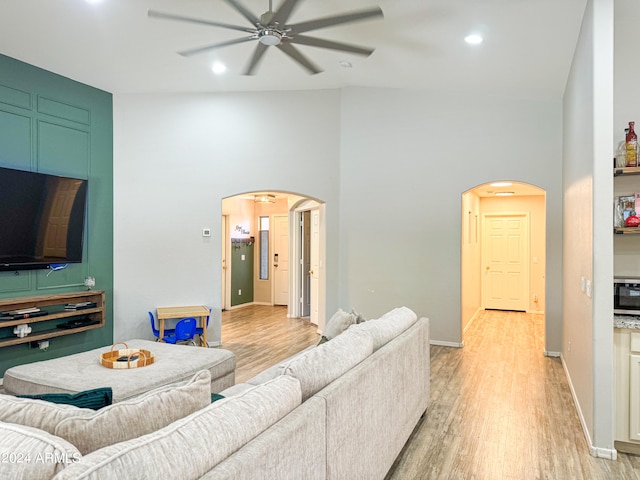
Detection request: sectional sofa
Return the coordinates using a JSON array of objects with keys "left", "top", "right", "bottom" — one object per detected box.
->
[{"left": 0, "top": 306, "right": 430, "bottom": 480}]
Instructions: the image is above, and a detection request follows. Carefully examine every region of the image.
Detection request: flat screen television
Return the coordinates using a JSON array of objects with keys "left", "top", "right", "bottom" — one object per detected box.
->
[{"left": 0, "top": 166, "right": 88, "bottom": 271}]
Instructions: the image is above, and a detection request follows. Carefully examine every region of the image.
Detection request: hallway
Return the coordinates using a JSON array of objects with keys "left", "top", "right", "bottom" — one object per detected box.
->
[{"left": 388, "top": 310, "right": 640, "bottom": 479}]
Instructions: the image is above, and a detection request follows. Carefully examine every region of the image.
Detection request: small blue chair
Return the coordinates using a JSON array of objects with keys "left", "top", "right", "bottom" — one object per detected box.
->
[
  {"left": 194, "top": 308, "right": 211, "bottom": 346},
  {"left": 149, "top": 311, "right": 175, "bottom": 341},
  {"left": 161, "top": 317, "right": 197, "bottom": 345}
]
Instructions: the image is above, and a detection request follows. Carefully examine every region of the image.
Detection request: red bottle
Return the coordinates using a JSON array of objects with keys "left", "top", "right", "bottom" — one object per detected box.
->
[{"left": 626, "top": 211, "right": 640, "bottom": 228}]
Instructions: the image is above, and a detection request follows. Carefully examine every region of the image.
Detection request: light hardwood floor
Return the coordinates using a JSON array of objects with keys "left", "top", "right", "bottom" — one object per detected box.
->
[
  {"left": 221, "top": 304, "right": 320, "bottom": 383},
  {"left": 221, "top": 306, "right": 640, "bottom": 479}
]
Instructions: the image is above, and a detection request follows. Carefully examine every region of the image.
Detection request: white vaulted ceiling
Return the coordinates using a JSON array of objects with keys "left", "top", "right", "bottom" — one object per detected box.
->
[{"left": 0, "top": 0, "right": 588, "bottom": 97}]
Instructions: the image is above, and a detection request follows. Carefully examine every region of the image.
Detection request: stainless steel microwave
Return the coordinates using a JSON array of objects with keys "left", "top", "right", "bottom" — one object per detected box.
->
[{"left": 614, "top": 277, "right": 640, "bottom": 315}]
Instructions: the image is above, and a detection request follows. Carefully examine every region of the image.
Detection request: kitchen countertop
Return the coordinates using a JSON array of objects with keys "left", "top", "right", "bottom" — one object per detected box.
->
[{"left": 614, "top": 315, "right": 640, "bottom": 329}]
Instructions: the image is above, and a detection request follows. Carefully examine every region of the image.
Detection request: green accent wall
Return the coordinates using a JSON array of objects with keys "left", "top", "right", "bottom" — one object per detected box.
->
[
  {"left": 0, "top": 55, "right": 113, "bottom": 377},
  {"left": 231, "top": 240, "right": 254, "bottom": 306}
]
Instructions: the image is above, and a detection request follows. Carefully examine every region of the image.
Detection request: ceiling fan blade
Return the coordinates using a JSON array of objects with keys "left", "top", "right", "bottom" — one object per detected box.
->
[
  {"left": 290, "top": 34, "right": 374, "bottom": 56},
  {"left": 224, "top": 0, "right": 260, "bottom": 27},
  {"left": 271, "top": 0, "right": 301, "bottom": 27},
  {"left": 243, "top": 43, "right": 269, "bottom": 75},
  {"left": 277, "top": 42, "right": 322, "bottom": 75},
  {"left": 287, "top": 7, "right": 383, "bottom": 34},
  {"left": 148, "top": 10, "right": 255, "bottom": 33},
  {"left": 178, "top": 36, "right": 256, "bottom": 57}
]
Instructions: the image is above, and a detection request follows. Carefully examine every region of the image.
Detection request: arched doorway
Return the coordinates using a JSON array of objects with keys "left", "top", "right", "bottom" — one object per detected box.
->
[
  {"left": 221, "top": 191, "right": 325, "bottom": 331},
  {"left": 461, "top": 181, "right": 546, "bottom": 339}
]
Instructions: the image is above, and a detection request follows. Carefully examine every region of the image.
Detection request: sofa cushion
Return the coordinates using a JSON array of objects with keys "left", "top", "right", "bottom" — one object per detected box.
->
[
  {"left": 246, "top": 344, "right": 315, "bottom": 386},
  {"left": 0, "top": 393, "right": 95, "bottom": 435},
  {"left": 219, "top": 382, "right": 255, "bottom": 397},
  {"left": 0, "top": 421, "right": 81, "bottom": 480},
  {"left": 282, "top": 327, "right": 374, "bottom": 401},
  {"left": 317, "top": 309, "right": 356, "bottom": 344},
  {"left": 348, "top": 306, "right": 417, "bottom": 351},
  {"left": 53, "top": 375, "right": 302, "bottom": 480},
  {"left": 18, "top": 387, "right": 113, "bottom": 410},
  {"left": 54, "top": 369, "right": 212, "bottom": 455}
]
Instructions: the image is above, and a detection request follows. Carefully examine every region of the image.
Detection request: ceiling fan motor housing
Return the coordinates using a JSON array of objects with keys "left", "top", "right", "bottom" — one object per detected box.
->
[{"left": 259, "top": 29, "right": 283, "bottom": 46}]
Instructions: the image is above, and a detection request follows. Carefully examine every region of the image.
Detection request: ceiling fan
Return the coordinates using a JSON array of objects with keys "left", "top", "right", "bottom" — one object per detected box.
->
[{"left": 148, "top": 0, "right": 383, "bottom": 75}]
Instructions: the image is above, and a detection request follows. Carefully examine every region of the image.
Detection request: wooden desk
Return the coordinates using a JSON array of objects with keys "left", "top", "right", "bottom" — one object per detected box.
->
[{"left": 156, "top": 305, "right": 210, "bottom": 347}]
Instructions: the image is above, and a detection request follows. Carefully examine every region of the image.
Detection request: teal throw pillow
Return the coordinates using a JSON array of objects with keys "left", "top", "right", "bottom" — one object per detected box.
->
[
  {"left": 211, "top": 393, "right": 225, "bottom": 403},
  {"left": 18, "top": 387, "right": 113, "bottom": 410}
]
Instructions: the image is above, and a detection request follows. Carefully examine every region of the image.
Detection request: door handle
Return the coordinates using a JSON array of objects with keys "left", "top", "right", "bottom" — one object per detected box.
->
[
  {"left": 309, "top": 270, "right": 314, "bottom": 275},
  {"left": 486, "top": 266, "right": 490, "bottom": 271}
]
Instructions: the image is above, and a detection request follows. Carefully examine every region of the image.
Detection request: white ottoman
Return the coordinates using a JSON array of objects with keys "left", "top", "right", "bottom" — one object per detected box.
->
[{"left": 2, "top": 339, "right": 235, "bottom": 402}]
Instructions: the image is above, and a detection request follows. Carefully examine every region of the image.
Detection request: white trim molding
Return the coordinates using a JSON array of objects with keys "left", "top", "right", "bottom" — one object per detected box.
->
[
  {"left": 430, "top": 340, "right": 464, "bottom": 348},
  {"left": 561, "top": 354, "right": 617, "bottom": 460}
]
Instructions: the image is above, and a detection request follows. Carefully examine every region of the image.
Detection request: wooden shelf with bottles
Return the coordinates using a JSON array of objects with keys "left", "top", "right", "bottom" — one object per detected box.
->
[{"left": 0, "top": 290, "right": 105, "bottom": 348}]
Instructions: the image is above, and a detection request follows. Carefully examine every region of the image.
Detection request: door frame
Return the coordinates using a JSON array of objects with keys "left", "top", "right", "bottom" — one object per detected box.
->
[
  {"left": 290, "top": 200, "right": 325, "bottom": 333},
  {"left": 221, "top": 215, "right": 230, "bottom": 311}
]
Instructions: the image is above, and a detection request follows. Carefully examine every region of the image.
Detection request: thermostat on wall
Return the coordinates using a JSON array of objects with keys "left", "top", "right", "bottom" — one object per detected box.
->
[{"left": 202, "top": 228, "right": 211, "bottom": 237}]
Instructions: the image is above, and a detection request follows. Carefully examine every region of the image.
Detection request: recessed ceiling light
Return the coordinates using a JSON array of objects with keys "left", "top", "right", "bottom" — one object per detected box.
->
[
  {"left": 465, "top": 34, "right": 483, "bottom": 45},
  {"left": 490, "top": 182, "right": 512, "bottom": 187},
  {"left": 495, "top": 192, "right": 515, "bottom": 197},
  {"left": 211, "top": 62, "right": 227, "bottom": 75},
  {"left": 85, "top": 0, "right": 104, "bottom": 4},
  {"left": 339, "top": 60, "right": 352, "bottom": 68}
]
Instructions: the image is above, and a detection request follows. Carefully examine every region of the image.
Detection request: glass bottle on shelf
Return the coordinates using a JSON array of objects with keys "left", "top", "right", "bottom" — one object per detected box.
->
[
  {"left": 617, "top": 128, "right": 629, "bottom": 168},
  {"left": 626, "top": 121, "right": 638, "bottom": 167}
]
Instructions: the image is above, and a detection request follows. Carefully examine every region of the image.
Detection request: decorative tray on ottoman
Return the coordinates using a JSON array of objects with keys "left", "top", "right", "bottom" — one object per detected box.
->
[{"left": 100, "top": 342, "right": 155, "bottom": 369}]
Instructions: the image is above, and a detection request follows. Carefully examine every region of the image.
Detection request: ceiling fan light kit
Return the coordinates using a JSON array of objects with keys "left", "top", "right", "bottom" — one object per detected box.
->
[
  {"left": 259, "top": 30, "right": 282, "bottom": 46},
  {"left": 255, "top": 194, "right": 276, "bottom": 204},
  {"left": 148, "top": 0, "right": 383, "bottom": 75}
]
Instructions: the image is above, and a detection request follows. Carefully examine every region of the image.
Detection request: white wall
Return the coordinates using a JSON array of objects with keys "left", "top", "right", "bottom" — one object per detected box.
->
[
  {"left": 113, "top": 90, "right": 342, "bottom": 344},
  {"left": 339, "top": 87, "right": 564, "bottom": 348},
  {"left": 113, "top": 85, "right": 564, "bottom": 352},
  {"left": 562, "top": 0, "right": 614, "bottom": 457}
]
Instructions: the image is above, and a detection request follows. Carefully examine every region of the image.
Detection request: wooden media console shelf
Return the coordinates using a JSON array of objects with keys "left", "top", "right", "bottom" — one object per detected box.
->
[{"left": 0, "top": 291, "right": 105, "bottom": 348}]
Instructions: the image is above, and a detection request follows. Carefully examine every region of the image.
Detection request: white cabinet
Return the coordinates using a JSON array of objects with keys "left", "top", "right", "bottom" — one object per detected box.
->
[
  {"left": 615, "top": 328, "right": 640, "bottom": 454},
  {"left": 631, "top": 351, "right": 640, "bottom": 441}
]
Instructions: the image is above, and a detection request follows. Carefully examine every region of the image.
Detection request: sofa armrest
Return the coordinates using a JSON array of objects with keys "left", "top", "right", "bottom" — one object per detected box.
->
[
  {"left": 315, "top": 317, "right": 429, "bottom": 480},
  {"left": 201, "top": 396, "right": 326, "bottom": 480}
]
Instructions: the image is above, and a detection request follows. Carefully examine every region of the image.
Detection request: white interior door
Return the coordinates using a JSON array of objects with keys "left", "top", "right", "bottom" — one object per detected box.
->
[
  {"left": 482, "top": 213, "right": 529, "bottom": 311},
  {"left": 273, "top": 215, "right": 289, "bottom": 306},
  {"left": 310, "top": 209, "right": 320, "bottom": 325}
]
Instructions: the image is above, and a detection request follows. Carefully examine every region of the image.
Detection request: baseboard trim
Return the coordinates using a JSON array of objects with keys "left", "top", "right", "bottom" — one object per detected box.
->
[
  {"left": 463, "top": 307, "right": 483, "bottom": 335},
  {"left": 560, "top": 354, "right": 617, "bottom": 461},
  {"left": 544, "top": 350, "right": 561, "bottom": 358},
  {"left": 430, "top": 340, "right": 464, "bottom": 348}
]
